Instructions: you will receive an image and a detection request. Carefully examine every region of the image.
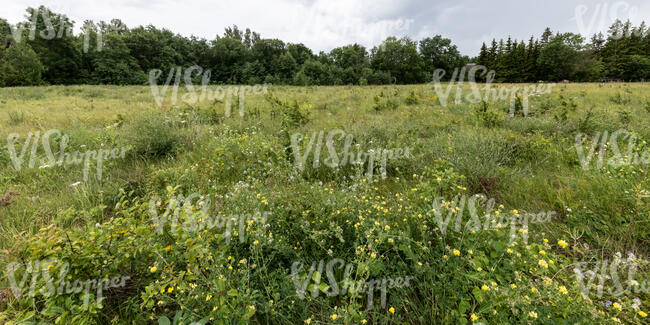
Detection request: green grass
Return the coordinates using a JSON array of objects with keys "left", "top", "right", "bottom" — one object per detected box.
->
[{"left": 0, "top": 83, "right": 649, "bottom": 324}]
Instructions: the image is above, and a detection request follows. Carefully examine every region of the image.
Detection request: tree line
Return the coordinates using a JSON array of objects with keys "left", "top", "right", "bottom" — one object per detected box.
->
[{"left": 0, "top": 6, "right": 648, "bottom": 87}]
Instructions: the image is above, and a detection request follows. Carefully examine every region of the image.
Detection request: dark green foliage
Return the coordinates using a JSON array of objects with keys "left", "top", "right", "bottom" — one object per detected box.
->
[{"left": 0, "top": 7, "right": 648, "bottom": 87}]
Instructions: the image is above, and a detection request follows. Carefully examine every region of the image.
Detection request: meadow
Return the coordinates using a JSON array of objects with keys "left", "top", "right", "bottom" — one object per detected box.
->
[{"left": 0, "top": 83, "right": 649, "bottom": 324}]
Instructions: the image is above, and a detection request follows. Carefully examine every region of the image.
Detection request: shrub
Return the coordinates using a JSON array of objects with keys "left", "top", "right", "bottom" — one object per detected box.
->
[
  {"left": 404, "top": 90, "right": 419, "bottom": 105},
  {"left": 124, "top": 114, "right": 182, "bottom": 158}
]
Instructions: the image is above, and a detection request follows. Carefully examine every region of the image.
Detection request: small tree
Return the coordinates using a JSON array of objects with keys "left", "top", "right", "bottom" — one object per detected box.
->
[{"left": 2, "top": 42, "right": 44, "bottom": 86}]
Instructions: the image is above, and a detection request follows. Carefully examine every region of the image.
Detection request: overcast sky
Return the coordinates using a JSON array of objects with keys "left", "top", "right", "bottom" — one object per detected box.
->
[{"left": 3, "top": 0, "right": 649, "bottom": 56}]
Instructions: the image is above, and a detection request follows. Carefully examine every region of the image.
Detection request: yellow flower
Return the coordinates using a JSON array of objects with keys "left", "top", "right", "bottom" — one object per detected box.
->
[
  {"left": 543, "top": 238, "right": 549, "bottom": 243},
  {"left": 389, "top": 307, "right": 395, "bottom": 314},
  {"left": 507, "top": 248, "right": 513, "bottom": 254},
  {"left": 613, "top": 302, "right": 622, "bottom": 311},
  {"left": 538, "top": 260, "right": 548, "bottom": 268},
  {"left": 418, "top": 262, "right": 423, "bottom": 267},
  {"left": 167, "top": 287, "right": 173, "bottom": 293},
  {"left": 453, "top": 249, "right": 461, "bottom": 256},
  {"left": 512, "top": 209, "right": 519, "bottom": 215},
  {"left": 371, "top": 253, "right": 377, "bottom": 259},
  {"left": 304, "top": 318, "right": 311, "bottom": 324},
  {"left": 253, "top": 240, "right": 259, "bottom": 245},
  {"left": 361, "top": 320, "right": 367, "bottom": 324},
  {"left": 511, "top": 284, "right": 517, "bottom": 289},
  {"left": 470, "top": 314, "right": 479, "bottom": 321},
  {"left": 477, "top": 267, "right": 483, "bottom": 272},
  {"left": 468, "top": 250, "right": 473, "bottom": 255},
  {"left": 331, "top": 314, "right": 338, "bottom": 320},
  {"left": 539, "top": 250, "right": 546, "bottom": 255},
  {"left": 150, "top": 266, "right": 157, "bottom": 273},
  {"left": 638, "top": 311, "right": 647, "bottom": 318},
  {"left": 557, "top": 240, "right": 568, "bottom": 248},
  {"left": 206, "top": 294, "right": 213, "bottom": 301},
  {"left": 559, "top": 286, "right": 568, "bottom": 294},
  {"left": 528, "top": 311, "right": 538, "bottom": 319},
  {"left": 384, "top": 225, "right": 391, "bottom": 231},
  {"left": 531, "top": 287, "right": 538, "bottom": 293},
  {"left": 47, "top": 264, "right": 54, "bottom": 269},
  {"left": 481, "top": 285, "right": 490, "bottom": 291}
]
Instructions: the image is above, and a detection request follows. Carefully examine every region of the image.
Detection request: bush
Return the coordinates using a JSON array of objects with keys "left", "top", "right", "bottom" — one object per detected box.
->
[{"left": 124, "top": 114, "right": 182, "bottom": 158}]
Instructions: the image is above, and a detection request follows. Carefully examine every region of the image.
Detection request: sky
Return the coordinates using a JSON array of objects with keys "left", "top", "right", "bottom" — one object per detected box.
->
[{"left": 3, "top": 0, "right": 649, "bottom": 56}]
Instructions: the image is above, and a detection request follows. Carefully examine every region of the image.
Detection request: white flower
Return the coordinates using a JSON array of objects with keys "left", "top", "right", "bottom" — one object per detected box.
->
[{"left": 70, "top": 182, "right": 82, "bottom": 187}]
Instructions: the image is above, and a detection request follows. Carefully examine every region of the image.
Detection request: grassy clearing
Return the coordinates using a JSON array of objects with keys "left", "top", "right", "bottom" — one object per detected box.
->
[{"left": 0, "top": 83, "right": 649, "bottom": 324}]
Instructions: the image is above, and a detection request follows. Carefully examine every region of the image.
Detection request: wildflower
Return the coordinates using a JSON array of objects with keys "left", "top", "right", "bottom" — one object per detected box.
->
[
  {"left": 613, "top": 302, "right": 622, "bottom": 311},
  {"left": 481, "top": 285, "right": 489, "bottom": 291},
  {"left": 507, "top": 248, "right": 513, "bottom": 254},
  {"left": 531, "top": 287, "right": 537, "bottom": 293},
  {"left": 389, "top": 307, "right": 395, "bottom": 314},
  {"left": 511, "top": 284, "right": 517, "bottom": 289},
  {"left": 528, "top": 311, "right": 538, "bottom": 319},
  {"left": 47, "top": 264, "right": 54, "bottom": 269},
  {"left": 361, "top": 320, "right": 367, "bottom": 324},
  {"left": 543, "top": 238, "right": 548, "bottom": 243},
  {"left": 164, "top": 245, "right": 172, "bottom": 251},
  {"left": 304, "top": 318, "right": 311, "bottom": 324},
  {"left": 557, "top": 240, "right": 568, "bottom": 248},
  {"left": 150, "top": 266, "right": 157, "bottom": 273},
  {"left": 468, "top": 250, "right": 473, "bottom": 255},
  {"left": 371, "top": 253, "right": 377, "bottom": 259},
  {"left": 253, "top": 240, "right": 259, "bottom": 245},
  {"left": 638, "top": 311, "right": 647, "bottom": 318},
  {"left": 384, "top": 225, "right": 391, "bottom": 231},
  {"left": 559, "top": 286, "right": 568, "bottom": 294},
  {"left": 538, "top": 260, "right": 548, "bottom": 268},
  {"left": 453, "top": 249, "right": 461, "bottom": 256},
  {"left": 418, "top": 262, "right": 423, "bottom": 267},
  {"left": 539, "top": 250, "right": 546, "bottom": 255},
  {"left": 167, "top": 287, "right": 173, "bottom": 293},
  {"left": 470, "top": 314, "right": 479, "bottom": 321},
  {"left": 206, "top": 294, "right": 213, "bottom": 301},
  {"left": 331, "top": 314, "right": 338, "bottom": 320},
  {"left": 477, "top": 267, "right": 483, "bottom": 272}
]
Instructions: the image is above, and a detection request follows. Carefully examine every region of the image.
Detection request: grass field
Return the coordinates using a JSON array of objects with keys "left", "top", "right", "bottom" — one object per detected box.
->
[{"left": 0, "top": 83, "right": 649, "bottom": 324}]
